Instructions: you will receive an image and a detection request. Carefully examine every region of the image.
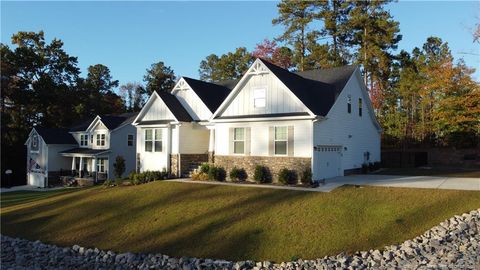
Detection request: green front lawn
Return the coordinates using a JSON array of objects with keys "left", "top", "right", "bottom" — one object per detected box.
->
[{"left": 1, "top": 182, "right": 479, "bottom": 262}]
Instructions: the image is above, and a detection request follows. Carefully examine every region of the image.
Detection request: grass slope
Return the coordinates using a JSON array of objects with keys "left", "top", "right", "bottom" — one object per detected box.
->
[{"left": 1, "top": 182, "right": 479, "bottom": 262}]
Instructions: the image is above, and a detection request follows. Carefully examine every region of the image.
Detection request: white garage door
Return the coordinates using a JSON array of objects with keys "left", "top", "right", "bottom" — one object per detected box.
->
[
  {"left": 28, "top": 172, "right": 46, "bottom": 187},
  {"left": 314, "top": 145, "right": 342, "bottom": 180}
]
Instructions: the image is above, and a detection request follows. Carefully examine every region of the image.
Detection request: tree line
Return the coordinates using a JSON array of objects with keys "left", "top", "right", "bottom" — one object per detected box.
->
[{"left": 198, "top": 0, "right": 479, "bottom": 149}]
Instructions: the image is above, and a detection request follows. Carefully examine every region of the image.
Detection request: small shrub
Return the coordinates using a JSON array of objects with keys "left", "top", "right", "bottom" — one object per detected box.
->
[
  {"left": 199, "top": 163, "right": 210, "bottom": 174},
  {"left": 278, "top": 168, "right": 298, "bottom": 185},
  {"left": 373, "top": 161, "right": 381, "bottom": 171},
  {"left": 208, "top": 166, "right": 226, "bottom": 182},
  {"left": 300, "top": 168, "right": 312, "bottom": 185},
  {"left": 113, "top": 155, "right": 126, "bottom": 179},
  {"left": 115, "top": 178, "right": 124, "bottom": 186},
  {"left": 191, "top": 171, "right": 209, "bottom": 181},
  {"left": 229, "top": 167, "right": 247, "bottom": 182},
  {"left": 361, "top": 163, "right": 369, "bottom": 174},
  {"left": 103, "top": 179, "right": 114, "bottom": 188},
  {"left": 253, "top": 165, "right": 272, "bottom": 183}
]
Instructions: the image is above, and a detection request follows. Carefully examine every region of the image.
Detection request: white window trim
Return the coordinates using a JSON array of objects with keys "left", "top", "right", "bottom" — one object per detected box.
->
[
  {"left": 154, "top": 129, "right": 163, "bottom": 152},
  {"left": 144, "top": 129, "right": 162, "bottom": 152},
  {"left": 96, "top": 134, "right": 106, "bottom": 146},
  {"left": 358, "top": 98, "right": 363, "bottom": 117},
  {"left": 253, "top": 87, "right": 266, "bottom": 109},
  {"left": 233, "top": 127, "right": 245, "bottom": 155},
  {"left": 30, "top": 135, "right": 40, "bottom": 153},
  {"left": 347, "top": 94, "right": 352, "bottom": 114},
  {"left": 127, "top": 134, "right": 134, "bottom": 146},
  {"left": 80, "top": 134, "right": 88, "bottom": 146},
  {"left": 274, "top": 126, "right": 288, "bottom": 156}
]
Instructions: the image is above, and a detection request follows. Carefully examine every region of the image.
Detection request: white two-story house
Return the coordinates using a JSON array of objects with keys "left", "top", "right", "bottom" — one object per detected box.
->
[{"left": 25, "top": 113, "right": 137, "bottom": 187}]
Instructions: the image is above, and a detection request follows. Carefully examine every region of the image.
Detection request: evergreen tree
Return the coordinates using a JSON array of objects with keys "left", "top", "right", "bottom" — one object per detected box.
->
[
  {"left": 143, "top": 61, "right": 176, "bottom": 93},
  {"left": 199, "top": 47, "right": 254, "bottom": 81},
  {"left": 273, "top": 0, "right": 322, "bottom": 71},
  {"left": 343, "top": 0, "right": 402, "bottom": 111}
]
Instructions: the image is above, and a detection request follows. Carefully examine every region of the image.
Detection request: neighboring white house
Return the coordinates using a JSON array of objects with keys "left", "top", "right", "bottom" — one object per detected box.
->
[
  {"left": 25, "top": 113, "right": 138, "bottom": 187},
  {"left": 133, "top": 78, "right": 232, "bottom": 176},
  {"left": 133, "top": 58, "right": 381, "bottom": 181}
]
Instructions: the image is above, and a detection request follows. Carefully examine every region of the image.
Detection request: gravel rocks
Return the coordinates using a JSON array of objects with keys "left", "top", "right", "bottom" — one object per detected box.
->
[{"left": 2, "top": 209, "right": 479, "bottom": 269}]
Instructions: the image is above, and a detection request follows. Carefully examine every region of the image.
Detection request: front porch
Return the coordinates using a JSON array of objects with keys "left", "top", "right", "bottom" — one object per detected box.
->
[{"left": 60, "top": 148, "right": 110, "bottom": 183}]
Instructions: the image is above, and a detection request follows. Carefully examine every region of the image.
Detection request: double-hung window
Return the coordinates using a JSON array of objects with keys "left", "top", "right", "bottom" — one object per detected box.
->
[
  {"left": 253, "top": 88, "right": 266, "bottom": 108},
  {"left": 233, "top": 128, "right": 245, "bottom": 154},
  {"left": 127, "top": 134, "right": 134, "bottom": 146},
  {"left": 80, "top": 134, "right": 88, "bottom": 146},
  {"left": 90, "top": 134, "right": 93, "bottom": 144},
  {"left": 97, "top": 158, "right": 106, "bottom": 173},
  {"left": 145, "top": 129, "right": 162, "bottom": 152},
  {"left": 274, "top": 126, "right": 288, "bottom": 155},
  {"left": 154, "top": 129, "right": 162, "bottom": 152},
  {"left": 96, "top": 134, "right": 105, "bottom": 146}
]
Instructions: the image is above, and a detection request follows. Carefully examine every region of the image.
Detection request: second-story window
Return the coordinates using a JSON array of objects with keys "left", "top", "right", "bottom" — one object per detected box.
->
[
  {"left": 96, "top": 134, "right": 105, "bottom": 146},
  {"left": 253, "top": 88, "right": 266, "bottom": 108},
  {"left": 358, "top": 98, "right": 363, "bottom": 117},
  {"left": 90, "top": 134, "right": 93, "bottom": 144},
  {"left": 127, "top": 134, "right": 134, "bottom": 146},
  {"left": 80, "top": 134, "right": 88, "bottom": 146}
]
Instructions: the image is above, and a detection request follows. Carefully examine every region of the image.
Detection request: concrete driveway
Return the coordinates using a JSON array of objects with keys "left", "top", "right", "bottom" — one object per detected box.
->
[{"left": 322, "top": 174, "right": 480, "bottom": 192}]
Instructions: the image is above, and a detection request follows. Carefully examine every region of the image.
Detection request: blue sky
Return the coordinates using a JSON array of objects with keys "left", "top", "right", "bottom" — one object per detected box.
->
[{"left": 2, "top": 1, "right": 479, "bottom": 88}]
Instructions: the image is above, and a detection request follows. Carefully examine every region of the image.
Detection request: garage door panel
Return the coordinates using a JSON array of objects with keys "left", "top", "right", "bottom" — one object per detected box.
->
[{"left": 314, "top": 145, "right": 342, "bottom": 180}]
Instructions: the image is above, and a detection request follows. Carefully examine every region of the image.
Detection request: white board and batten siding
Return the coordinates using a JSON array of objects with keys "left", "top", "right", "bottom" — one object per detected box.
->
[
  {"left": 142, "top": 95, "right": 176, "bottom": 122},
  {"left": 173, "top": 83, "right": 212, "bottom": 121},
  {"left": 220, "top": 71, "right": 306, "bottom": 117},
  {"left": 313, "top": 70, "right": 381, "bottom": 179}
]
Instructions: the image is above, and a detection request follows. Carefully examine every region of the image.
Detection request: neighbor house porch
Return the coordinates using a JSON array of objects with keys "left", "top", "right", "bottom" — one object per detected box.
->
[{"left": 60, "top": 148, "right": 110, "bottom": 182}]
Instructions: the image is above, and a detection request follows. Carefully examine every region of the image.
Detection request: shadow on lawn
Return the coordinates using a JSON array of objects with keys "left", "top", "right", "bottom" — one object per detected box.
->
[{"left": 1, "top": 182, "right": 311, "bottom": 261}]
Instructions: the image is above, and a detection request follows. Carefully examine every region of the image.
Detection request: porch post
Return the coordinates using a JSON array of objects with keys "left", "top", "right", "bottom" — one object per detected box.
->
[
  {"left": 92, "top": 158, "right": 97, "bottom": 183},
  {"left": 208, "top": 128, "right": 215, "bottom": 163},
  {"left": 71, "top": 156, "right": 76, "bottom": 175},
  {"left": 79, "top": 157, "right": 83, "bottom": 178}
]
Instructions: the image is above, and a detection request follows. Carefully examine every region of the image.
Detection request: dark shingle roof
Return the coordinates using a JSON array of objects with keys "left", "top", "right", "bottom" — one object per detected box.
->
[
  {"left": 182, "top": 77, "right": 232, "bottom": 113},
  {"left": 259, "top": 59, "right": 357, "bottom": 116},
  {"left": 99, "top": 112, "right": 138, "bottom": 130},
  {"left": 69, "top": 112, "right": 138, "bottom": 132},
  {"left": 156, "top": 91, "right": 193, "bottom": 122},
  {"left": 59, "top": 148, "right": 110, "bottom": 155},
  {"left": 33, "top": 127, "right": 77, "bottom": 145}
]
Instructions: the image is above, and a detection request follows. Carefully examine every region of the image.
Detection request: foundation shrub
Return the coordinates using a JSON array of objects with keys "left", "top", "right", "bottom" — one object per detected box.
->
[
  {"left": 300, "top": 168, "right": 312, "bottom": 185},
  {"left": 253, "top": 165, "right": 272, "bottom": 184},
  {"left": 278, "top": 168, "right": 298, "bottom": 185},
  {"left": 208, "top": 166, "right": 226, "bottom": 182},
  {"left": 229, "top": 167, "right": 247, "bottom": 182}
]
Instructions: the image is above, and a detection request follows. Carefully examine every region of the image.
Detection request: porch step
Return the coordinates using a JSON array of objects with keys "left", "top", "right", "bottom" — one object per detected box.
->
[{"left": 181, "top": 162, "right": 204, "bottom": 178}]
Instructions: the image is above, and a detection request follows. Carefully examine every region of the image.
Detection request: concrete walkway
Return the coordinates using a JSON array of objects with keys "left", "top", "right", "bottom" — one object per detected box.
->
[{"left": 168, "top": 174, "right": 480, "bottom": 193}]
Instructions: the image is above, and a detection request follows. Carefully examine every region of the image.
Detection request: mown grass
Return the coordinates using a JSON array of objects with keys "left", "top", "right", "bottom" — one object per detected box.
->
[{"left": 1, "top": 182, "right": 479, "bottom": 262}]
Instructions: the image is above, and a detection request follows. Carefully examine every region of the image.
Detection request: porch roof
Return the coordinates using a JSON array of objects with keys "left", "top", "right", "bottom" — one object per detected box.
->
[{"left": 60, "top": 148, "right": 110, "bottom": 157}]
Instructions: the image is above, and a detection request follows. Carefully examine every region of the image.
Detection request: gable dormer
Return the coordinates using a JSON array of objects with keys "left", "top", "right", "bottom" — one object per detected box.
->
[
  {"left": 171, "top": 78, "right": 213, "bottom": 121},
  {"left": 212, "top": 59, "right": 314, "bottom": 120},
  {"left": 133, "top": 91, "right": 192, "bottom": 126}
]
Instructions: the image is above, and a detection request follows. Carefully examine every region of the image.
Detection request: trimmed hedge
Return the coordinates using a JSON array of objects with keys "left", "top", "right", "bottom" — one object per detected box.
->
[
  {"left": 128, "top": 170, "right": 169, "bottom": 185},
  {"left": 300, "top": 168, "right": 312, "bottom": 185}
]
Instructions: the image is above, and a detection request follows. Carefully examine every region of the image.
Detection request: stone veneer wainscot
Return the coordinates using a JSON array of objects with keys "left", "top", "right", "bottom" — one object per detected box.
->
[{"left": 214, "top": 155, "right": 311, "bottom": 182}]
